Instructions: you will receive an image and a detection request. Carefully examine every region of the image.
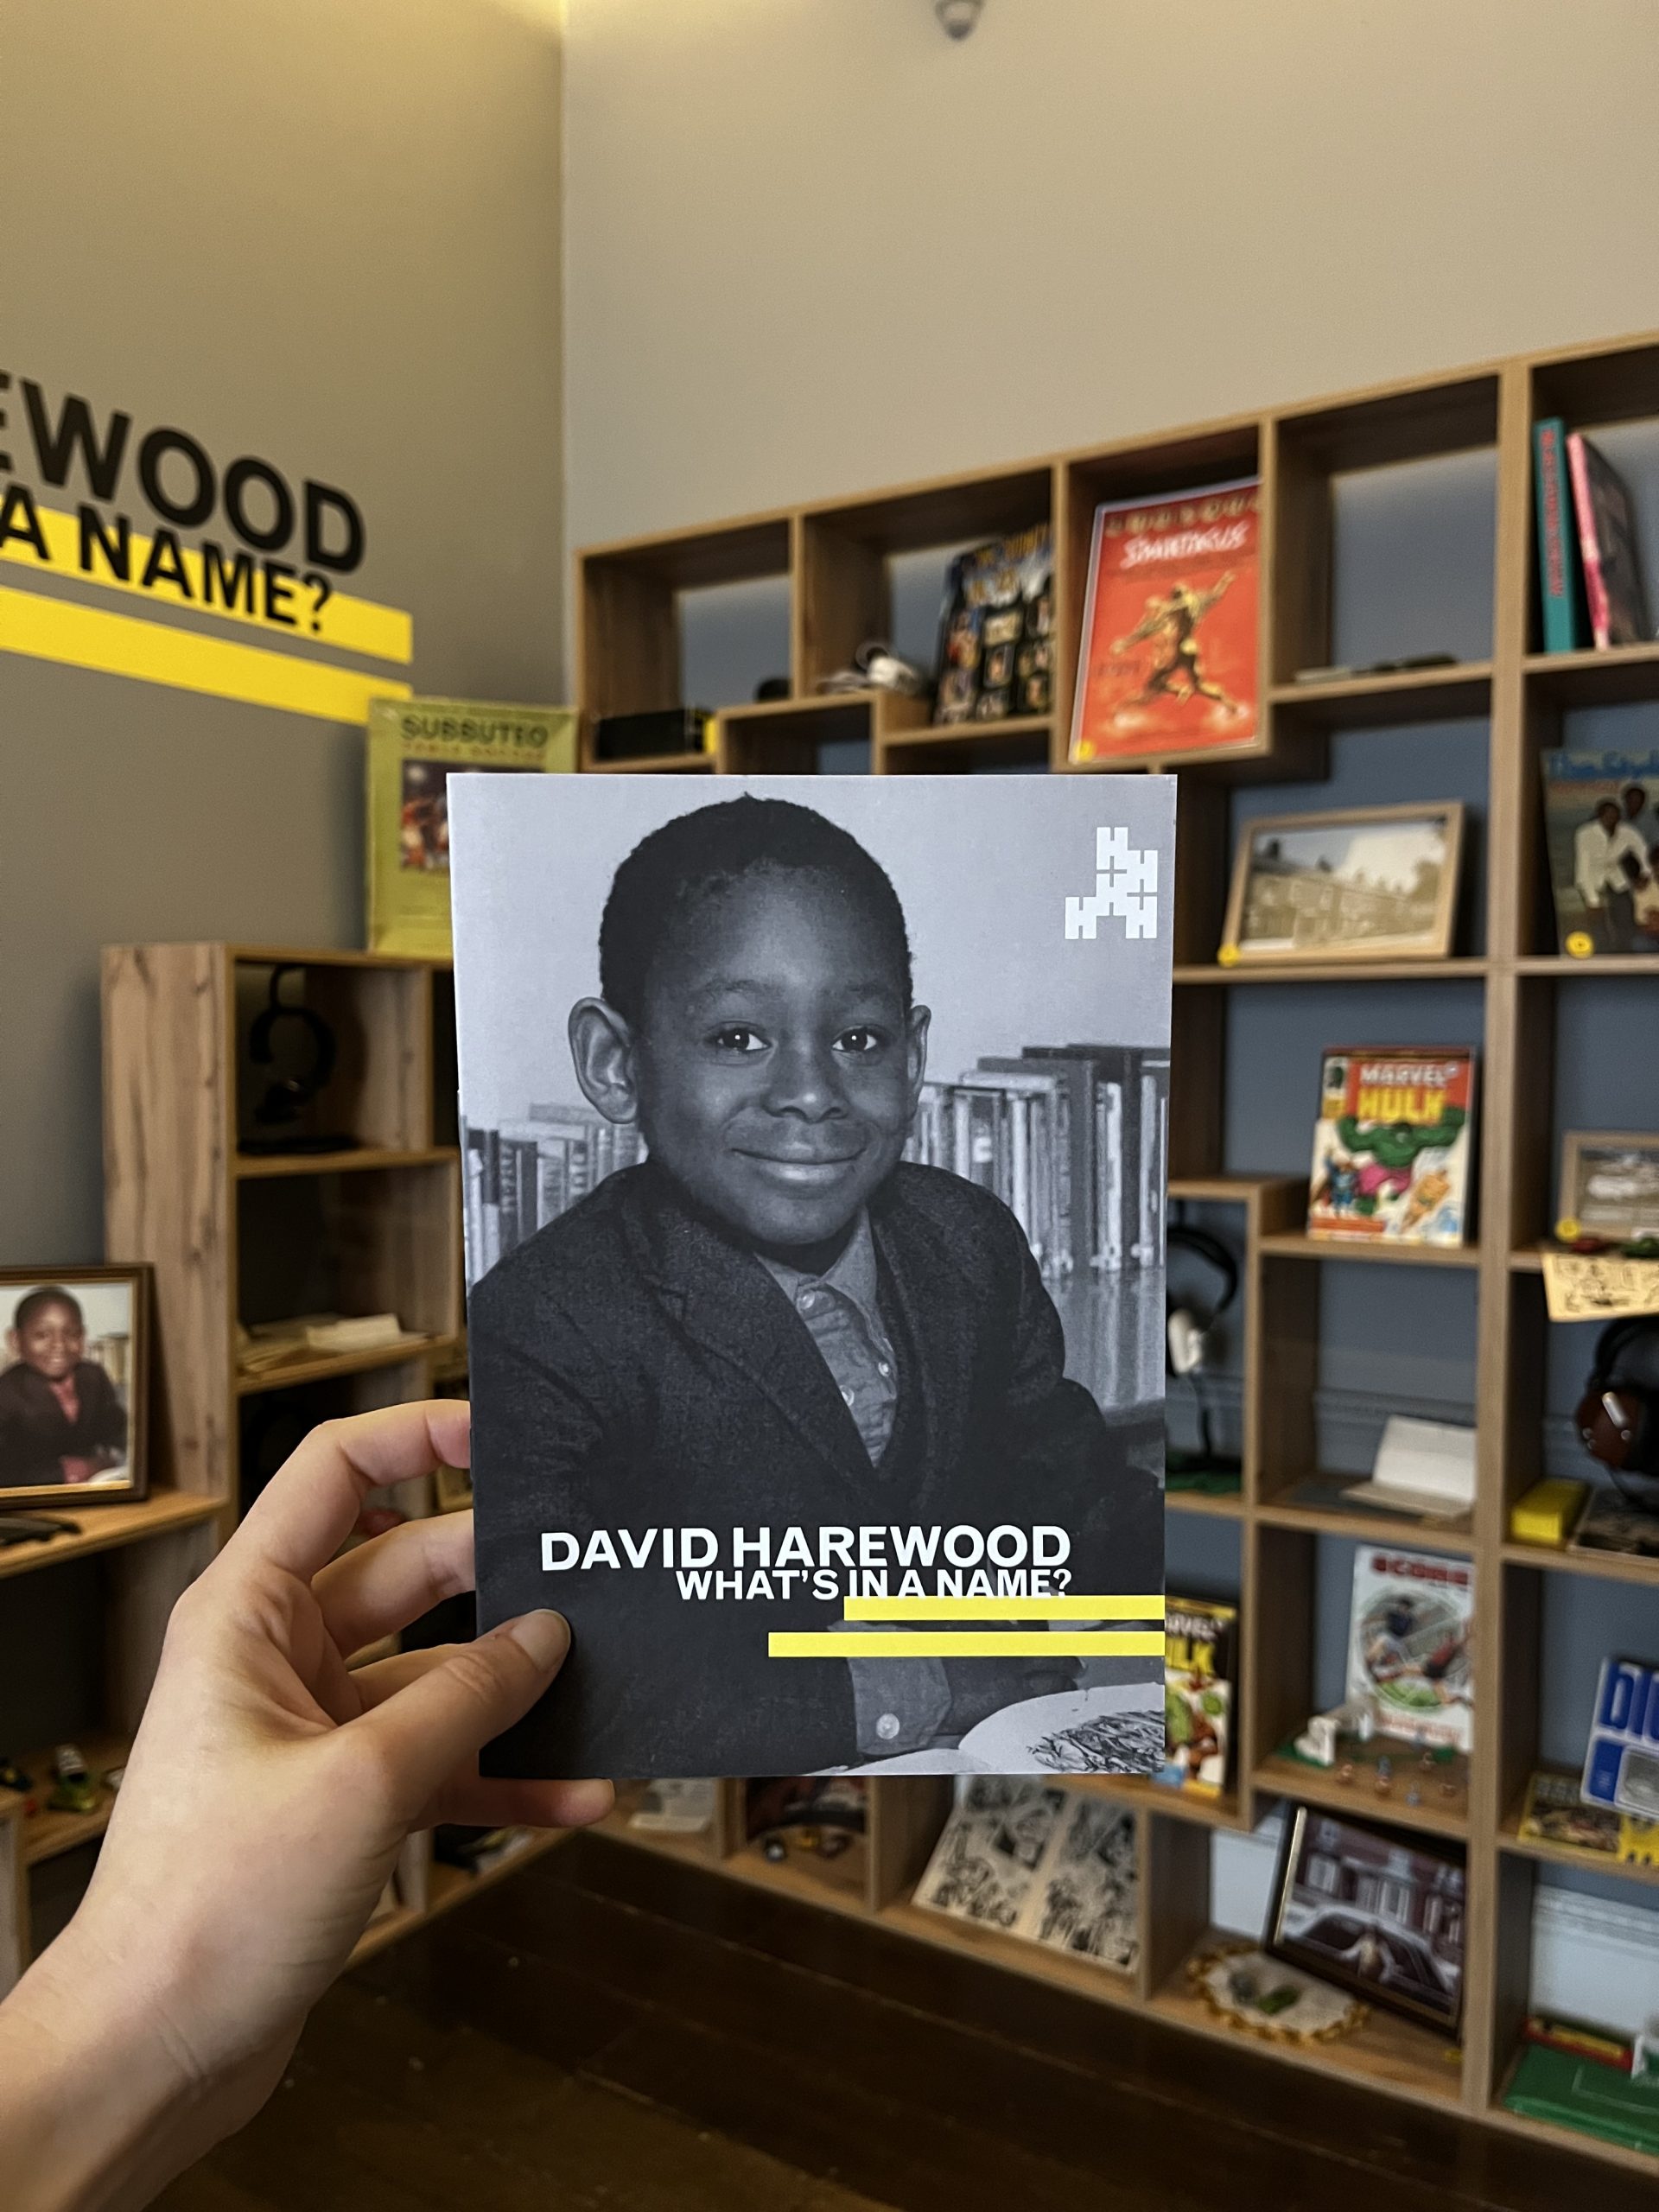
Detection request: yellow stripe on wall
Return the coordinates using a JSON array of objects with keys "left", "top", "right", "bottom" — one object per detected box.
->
[
  {"left": 0, "top": 585, "right": 411, "bottom": 722},
  {"left": 768, "top": 1630, "right": 1166, "bottom": 1659},
  {"left": 843, "top": 1594, "right": 1165, "bottom": 1622},
  {"left": 3, "top": 506, "right": 412, "bottom": 664}
]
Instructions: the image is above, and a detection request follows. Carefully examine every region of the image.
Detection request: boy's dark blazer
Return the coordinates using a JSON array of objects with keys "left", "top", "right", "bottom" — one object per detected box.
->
[
  {"left": 471, "top": 1159, "right": 1160, "bottom": 1777},
  {"left": 0, "top": 1358, "right": 126, "bottom": 1487}
]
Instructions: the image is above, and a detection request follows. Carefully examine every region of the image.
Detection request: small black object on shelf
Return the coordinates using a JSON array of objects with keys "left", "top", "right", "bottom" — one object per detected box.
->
[
  {"left": 591, "top": 707, "right": 712, "bottom": 761},
  {"left": 0, "top": 1513, "right": 78, "bottom": 1548},
  {"left": 240, "top": 964, "right": 359, "bottom": 1155}
]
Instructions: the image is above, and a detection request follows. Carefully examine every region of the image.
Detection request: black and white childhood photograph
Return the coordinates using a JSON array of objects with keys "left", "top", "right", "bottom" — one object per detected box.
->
[{"left": 451, "top": 774, "right": 1174, "bottom": 1778}]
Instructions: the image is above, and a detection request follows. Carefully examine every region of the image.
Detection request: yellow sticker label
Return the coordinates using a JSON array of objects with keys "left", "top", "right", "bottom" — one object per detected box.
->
[
  {"left": 1566, "top": 931, "right": 1595, "bottom": 959},
  {"left": 1217, "top": 943, "right": 1241, "bottom": 968},
  {"left": 1556, "top": 1216, "right": 1581, "bottom": 1244}
]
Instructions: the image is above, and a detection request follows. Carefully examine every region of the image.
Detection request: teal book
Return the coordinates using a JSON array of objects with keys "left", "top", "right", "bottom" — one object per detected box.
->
[{"left": 1534, "top": 417, "right": 1585, "bottom": 653}]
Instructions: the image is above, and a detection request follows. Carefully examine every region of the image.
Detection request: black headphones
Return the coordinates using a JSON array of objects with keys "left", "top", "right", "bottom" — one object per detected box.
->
[
  {"left": 249, "top": 965, "right": 337, "bottom": 1131},
  {"left": 1166, "top": 1224, "right": 1239, "bottom": 1378},
  {"left": 1577, "top": 1317, "right": 1659, "bottom": 1488}
]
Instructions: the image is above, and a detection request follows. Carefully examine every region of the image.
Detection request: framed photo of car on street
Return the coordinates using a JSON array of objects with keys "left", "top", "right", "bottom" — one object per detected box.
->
[
  {"left": 1266, "top": 1805, "right": 1465, "bottom": 2035},
  {"left": 1558, "top": 1130, "right": 1659, "bottom": 1245}
]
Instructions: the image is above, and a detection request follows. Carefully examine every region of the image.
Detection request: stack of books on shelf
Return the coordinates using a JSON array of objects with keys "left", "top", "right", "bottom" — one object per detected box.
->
[
  {"left": 905, "top": 1045, "right": 1169, "bottom": 1276},
  {"left": 461, "top": 1110, "right": 645, "bottom": 1280}
]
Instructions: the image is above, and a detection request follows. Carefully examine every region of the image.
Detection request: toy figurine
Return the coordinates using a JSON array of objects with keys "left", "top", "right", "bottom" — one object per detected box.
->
[
  {"left": 48, "top": 1744, "right": 99, "bottom": 1817},
  {"left": 1294, "top": 1699, "right": 1375, "bottom": 1768}
]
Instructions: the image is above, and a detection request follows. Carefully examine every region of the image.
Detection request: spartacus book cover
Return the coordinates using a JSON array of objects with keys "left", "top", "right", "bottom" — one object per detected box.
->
[{"left": 450, "top": 775, "right": 1173, "bottom": 1779}]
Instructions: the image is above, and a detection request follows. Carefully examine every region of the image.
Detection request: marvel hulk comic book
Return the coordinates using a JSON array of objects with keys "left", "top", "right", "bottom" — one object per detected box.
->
[{"left": 1306, "top": 1047, "right": 1475, "bottom": 1249}]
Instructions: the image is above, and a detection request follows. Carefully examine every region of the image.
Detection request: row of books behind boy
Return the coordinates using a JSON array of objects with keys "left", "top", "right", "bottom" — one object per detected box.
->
[{"left": 462, "top": 1042, "right": 1171, "bottom": 1291}]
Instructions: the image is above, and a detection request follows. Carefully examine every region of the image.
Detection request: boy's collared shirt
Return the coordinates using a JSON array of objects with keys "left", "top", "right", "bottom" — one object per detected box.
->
[{"left": 757, "top": 1210, "right": 899, "bottom": 1465}]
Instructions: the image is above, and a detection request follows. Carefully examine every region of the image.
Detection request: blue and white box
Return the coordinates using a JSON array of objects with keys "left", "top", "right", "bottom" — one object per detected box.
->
[{"left": 1583, "top": 1657, "right": 1659, "bottom": 1819}]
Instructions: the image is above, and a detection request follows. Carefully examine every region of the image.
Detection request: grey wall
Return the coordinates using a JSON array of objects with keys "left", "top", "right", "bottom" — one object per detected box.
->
[
  {"left": 563, "top": 0, "right": 1659, "bottom": 549},
  {"left": 1, "top": 0, "right": 565, "bottom": 1262}
]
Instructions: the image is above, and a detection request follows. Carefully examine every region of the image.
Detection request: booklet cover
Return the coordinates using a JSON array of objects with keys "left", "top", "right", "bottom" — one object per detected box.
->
[{"left": 451, "top": 775, "right": 1173, "bottom": 1778}]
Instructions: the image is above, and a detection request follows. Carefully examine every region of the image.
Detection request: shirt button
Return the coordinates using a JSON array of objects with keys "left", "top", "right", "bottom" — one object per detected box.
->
[
  {"left": 876, "top": 1713, "right": 901, "bottom": 1740},
  {"left": 876, "top": 1360, "right": 891, "bottom": 1377},
  {"left": 798, "top": 1290, "right": 821, "bottom": 1313},
  {"left": 840, "top": 1386, "right": 855, "bottom": 1407}
]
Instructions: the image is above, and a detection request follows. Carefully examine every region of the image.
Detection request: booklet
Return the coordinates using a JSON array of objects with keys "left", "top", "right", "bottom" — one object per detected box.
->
[{"left": 451, "top": 773, "right": 1173, "bottom": 1777}]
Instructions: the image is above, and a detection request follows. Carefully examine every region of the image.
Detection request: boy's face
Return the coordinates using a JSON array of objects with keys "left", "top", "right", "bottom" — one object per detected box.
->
[
  {"left": 13, "top": 1300, "right": 84, "bottom": 1380},
  {"left": 625, "top": 867, "right": 928, "bottom": 1257}
]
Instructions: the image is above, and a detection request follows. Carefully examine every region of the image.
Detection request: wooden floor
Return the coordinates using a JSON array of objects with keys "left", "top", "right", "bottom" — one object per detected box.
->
[{"left": 158, "top": 1831, "right": 1656, "bottom": 2212}]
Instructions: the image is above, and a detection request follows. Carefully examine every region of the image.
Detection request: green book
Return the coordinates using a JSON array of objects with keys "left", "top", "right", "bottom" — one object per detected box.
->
[{"left": 1503, "top": 2042, "right": 1659, "bottom": 2157}]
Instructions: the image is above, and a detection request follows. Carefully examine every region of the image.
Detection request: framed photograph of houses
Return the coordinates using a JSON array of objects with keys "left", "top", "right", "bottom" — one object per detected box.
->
[
  {"left": 0, "top": 1267, "right": 150, "bottom": 1509},
  {"left": 1559, "top": 1132, "right": 1659, "bottom": 1243},
  {"left": 1221, "top": 803, "right": 1464, "bottom": 967},
  {"left": 1267, "top": 1805, "right": 1465, "bottom": 2036}
]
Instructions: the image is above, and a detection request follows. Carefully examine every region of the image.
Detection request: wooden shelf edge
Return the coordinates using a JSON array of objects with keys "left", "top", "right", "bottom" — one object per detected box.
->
[
  {"left": 235, "top": 1334, "right": 460, "bottom": 1396},
  {"left": 582, "top": 751, "right": 716, "bottom": 774},
  {"left": 1174, "top": 960, "right": 1489, "bottom": 986},
  {"left": 0, "top": 1490, "right": 224, "bottom": 1582},
  {"left": 1497, "top": 1821, "right": 1659, "bottom": 1891},
  {"left": 234, "top": 1146, "right": 459, "bottom": 1181},
  {"left": 1255, "top": 1494, "right": 1476, "bottom": 1553},
  {"left": 1075, "top": 1776, "right": 1249, "bottom": 1831},
  {"left": 1169, "top": 1172, "right": 1303, "bottom": 1204},
  {"left": 1268, "top": 662, "right": 1492, "bottom": 726},
  {"left": 880, "top": 713, "right": 1054, "bottom": 749},
  {"left": 1515, "top": 954, "right": 1659, "bottom": 977},
  {"left": 1499, "top": 1540, "right": 1659, "bottom": 1588},
  {"left": 1257, "top": 1231, "right": 1480, "bottom": 1268},
  {"left": 719, "top": 691, "right": 879, "bottom": 722},
  {"left": 1165, "top": 1486, "right": 1246, "bottom": 1522},
  {"left": 1251, "top": 1757, "right": 1471, "bottom": 1842}
]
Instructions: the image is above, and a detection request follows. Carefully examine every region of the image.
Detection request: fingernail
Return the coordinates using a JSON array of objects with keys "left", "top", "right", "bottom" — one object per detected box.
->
[{"left": 505, "top": 1610, "right": 570, "bottom": 1669}]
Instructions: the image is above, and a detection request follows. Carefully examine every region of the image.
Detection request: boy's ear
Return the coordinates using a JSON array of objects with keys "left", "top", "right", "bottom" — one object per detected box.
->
[
  {"left": 568, "top": 998, "right": 639, "bottom": 1125},
  {"left": 905, "top": 1004, "right": 931, "bottom": 1109}
]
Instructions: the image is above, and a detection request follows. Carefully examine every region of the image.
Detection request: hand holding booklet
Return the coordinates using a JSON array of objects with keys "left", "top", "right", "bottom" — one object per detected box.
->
[{"left": 450, "top": 775, "right": 1173, "bottom": 1777}]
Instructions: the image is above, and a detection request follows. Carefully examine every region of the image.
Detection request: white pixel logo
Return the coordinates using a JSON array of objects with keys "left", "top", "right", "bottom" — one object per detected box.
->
[{"left": 1065, "top": 826, "right": 1159, "bottom": 941}]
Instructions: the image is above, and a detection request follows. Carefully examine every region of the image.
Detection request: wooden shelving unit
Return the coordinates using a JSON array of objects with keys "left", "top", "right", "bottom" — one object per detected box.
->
[
  {"left": 569, "top": 327, "right": 1659, "bottom": 2171},
  {"left": 0, "top": 945, "right": 491, "bottom": 1994}
]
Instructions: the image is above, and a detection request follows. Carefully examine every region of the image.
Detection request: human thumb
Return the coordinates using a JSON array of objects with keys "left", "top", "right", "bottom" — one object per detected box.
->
[{"left": 356, "top": 1610, "right": 571, "bottom": 1821}]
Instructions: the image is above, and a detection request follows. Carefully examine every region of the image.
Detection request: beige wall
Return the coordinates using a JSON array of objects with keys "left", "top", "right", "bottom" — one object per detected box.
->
[
  {"left": 563, "top": 0, "right": 1659, "bottom": 546},
  {"left": 1, "top": 0, "right": 564, "bottom": 1261}
]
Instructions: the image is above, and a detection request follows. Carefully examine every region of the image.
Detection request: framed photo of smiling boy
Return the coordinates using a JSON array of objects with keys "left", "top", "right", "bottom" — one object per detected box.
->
[
  {"left": 451, "top": 776, "right": 1174, "bottom": 1779},
  {"left": 0, "top": 1266, "right": 150, "bottom": 1508}
]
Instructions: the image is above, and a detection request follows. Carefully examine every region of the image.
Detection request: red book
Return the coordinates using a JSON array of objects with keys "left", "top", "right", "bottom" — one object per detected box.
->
[
  {"left": 1567, "top": 432, "right": 1649, "bottom": 649},
  {"left": 1069, "top": 479, "right": 1259, "bottom": 763}
]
